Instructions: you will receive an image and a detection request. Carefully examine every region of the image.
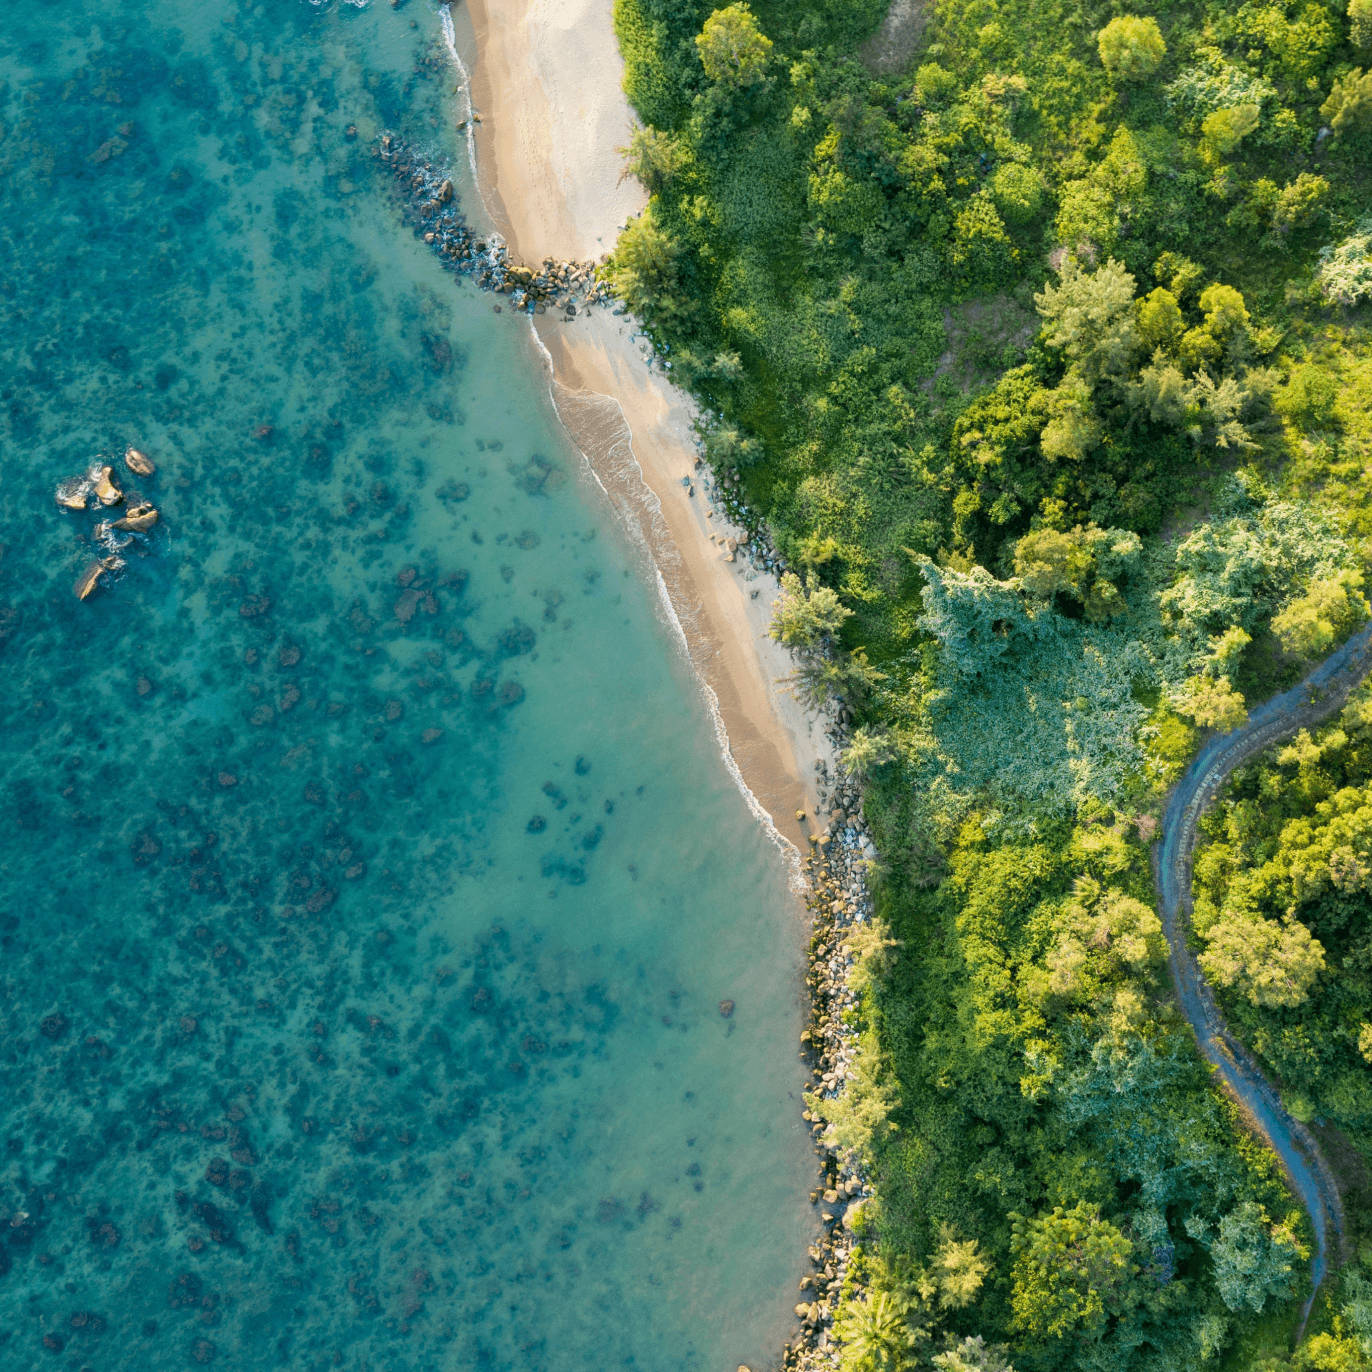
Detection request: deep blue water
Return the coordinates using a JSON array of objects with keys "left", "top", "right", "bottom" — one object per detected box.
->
[{"left": 0, "top": 3, "right": 814, "bottom": 1368}]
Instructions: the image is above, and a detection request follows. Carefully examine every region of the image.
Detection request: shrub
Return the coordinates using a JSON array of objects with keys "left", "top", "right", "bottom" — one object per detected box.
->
[
  {"left": 1271, "top": 172, "right": 1330, "bottom": 234},
  {"left": 988, "top": 163, "right": 1045, "bottom": 225},
  {"left": 1009, "top": 1203, "right": 1136, "bottom": 1338},
  {"left": 769, "top": 570, "right": 852, "bottom": 646},
  {"left": 1098, "top": 16, "right": 1167, "bottom": 81},
  {"left": 618, "top": 126, "right": 686, "bottom": 193},
  {"left": 1199, "top": 914, "right": 1325, "bottom": 1007}
]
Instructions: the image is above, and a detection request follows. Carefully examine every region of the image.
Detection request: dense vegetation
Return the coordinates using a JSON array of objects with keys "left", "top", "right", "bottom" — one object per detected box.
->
[{"left": 606, "top": 0, "right": 1372, "bottom": 1365}]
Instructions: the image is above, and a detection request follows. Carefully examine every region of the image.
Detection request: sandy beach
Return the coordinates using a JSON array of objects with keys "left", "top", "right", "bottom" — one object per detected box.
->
[{"left": 462, "top": 0, "right": 831, "bottom": 844}]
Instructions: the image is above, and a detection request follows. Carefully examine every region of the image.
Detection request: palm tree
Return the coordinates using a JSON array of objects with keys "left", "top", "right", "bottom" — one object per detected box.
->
[{"left": 834, "top": 1291, "right": 913, "bottom": 1372}]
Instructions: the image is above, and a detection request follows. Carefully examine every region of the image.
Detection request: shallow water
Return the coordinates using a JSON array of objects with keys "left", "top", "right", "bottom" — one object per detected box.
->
[{"left": 0, "top": 4, "right": 815, "bottom": 1368}]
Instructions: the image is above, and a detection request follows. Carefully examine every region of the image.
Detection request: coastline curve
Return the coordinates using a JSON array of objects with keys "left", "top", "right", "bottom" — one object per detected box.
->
[{"left": 1154, "top": 621, "right": 1372, "bottom": 1331}]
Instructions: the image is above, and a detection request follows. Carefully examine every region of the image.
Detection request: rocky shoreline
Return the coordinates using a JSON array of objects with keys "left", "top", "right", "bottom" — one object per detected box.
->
[
  {"left": 782, "top": 767, "right": 876, "bottom": 1372},
  {"left": 378, "top": 131, "right": 874, "bottom": 1372},
  {"left": 376, "top": 134, "right": 612, "bottom": 320}
]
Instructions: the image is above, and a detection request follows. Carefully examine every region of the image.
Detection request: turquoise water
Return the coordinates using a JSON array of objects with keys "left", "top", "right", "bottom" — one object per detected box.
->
[{"left": 0, "top": 3, "right": 815, "bottom": 1368}]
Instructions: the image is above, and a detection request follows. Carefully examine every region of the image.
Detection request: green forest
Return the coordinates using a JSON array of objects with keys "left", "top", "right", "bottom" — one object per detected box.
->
[{"left": 604, "top": 0, "right": 1372, "bottom": 1366}]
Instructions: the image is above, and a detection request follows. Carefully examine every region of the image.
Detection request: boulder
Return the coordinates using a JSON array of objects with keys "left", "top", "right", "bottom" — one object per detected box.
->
[
  {"left": 124, "top": 446, "right": 156, "bottom": 476},
  {"left": 113, "top": 501, "right": 158, "bottom": 532},
  {"left": 89, "top": 465, "right": 123, "bottom": 506}
]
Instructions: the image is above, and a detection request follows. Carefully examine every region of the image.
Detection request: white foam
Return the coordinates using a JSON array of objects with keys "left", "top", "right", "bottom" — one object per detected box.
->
[{"left": 432, "top": 3, "right": 486, "bottom": 219}]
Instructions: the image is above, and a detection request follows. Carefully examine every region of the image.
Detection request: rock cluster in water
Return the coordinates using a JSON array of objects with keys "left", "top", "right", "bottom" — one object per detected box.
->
[
  {"left": 56, "top": 446, "right": 163, "bottom": 600},
  {"left": 376, "top": 134, "right": 611, "bottom": 318}
]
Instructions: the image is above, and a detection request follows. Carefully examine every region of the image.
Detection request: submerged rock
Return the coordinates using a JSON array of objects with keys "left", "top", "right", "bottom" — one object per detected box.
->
[
  {"left": 124, "top": 446, "right": 156, "bottom": 477},
  {"left": 73, "top": 556, "right": 122, "bottom": 601}
]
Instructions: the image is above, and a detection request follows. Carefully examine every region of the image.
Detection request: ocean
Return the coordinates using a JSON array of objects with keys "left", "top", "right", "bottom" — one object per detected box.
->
[{"left": 0, "top": 2, "right": 815, "bottom": 1368}]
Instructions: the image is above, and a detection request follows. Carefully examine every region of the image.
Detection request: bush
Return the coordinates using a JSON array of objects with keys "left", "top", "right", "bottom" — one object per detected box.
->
[
  {"left": 949, "top": 196, "right": 1017, "bottom": 291},
  {"left": 988, "top": 163, "right": 1045, "bottom": 225},
  {"left": 1098, "top": 16, "right": 1167, "bottom": 82}
]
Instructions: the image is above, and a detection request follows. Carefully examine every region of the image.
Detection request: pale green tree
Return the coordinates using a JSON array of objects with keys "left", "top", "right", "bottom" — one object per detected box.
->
[
  {"left": 1046, "top": 877, "right": 1164, "bottom": 999},
  {"left": 618, "top": 126, "right": 686, "bottom": 194},
  {"left": 1199, "top": 913, "right": 1325, "bottom": 1007},
  {"left": 932, "top": 1336, "right": 1015, "bottom": 1372},
  {"left": 606, "top": 207, "right": 681, "bottom": 316},
  {"left": 1175, "top": 674, "right": 1248, "bottom": 731},
  {"left": 1013, "top": 523, "right": 1141, "bottom": 619},
  {"left": 1272, "top": 172, "right": 1330, "bottom": 234},
  {"left": 696, "top": 4, "right": 773, "bottom": 88},
  {"left": 833, "top": 1290, "right": 916, "bottom": 1372},
  {"left": 770, "top": 571, "right": 852, "bottom": 647},
  {"left": 1193, "top": 1202, "right": 1304, "bottom": 1313},
  {"left": 1206, "top": 626, "right": 1251, "bottom": 673},
  {"left": 842, "top": 726, "right": 896, "bottom": 781},
  {"left": 1202, "top": 104, "right": 1260, "bottom": 159},
  {"left": 1322, "top": 68, "right": 1372, "bottom": 136},
  {"left": 1272, "top": 571, "right": 1368, "bottom": 658},
  {"left": 931, "top": 1224, "right": 993, "bottom": 1310},
  {"left": 1098, "top": 16, "right": 1167, "bottom": 81},
  {"left": 1035, "top": 258, "right": 1140, "bottom": 392},
  {"left": 807, "top": 1036, "right": 899, "bottom": 1155}
]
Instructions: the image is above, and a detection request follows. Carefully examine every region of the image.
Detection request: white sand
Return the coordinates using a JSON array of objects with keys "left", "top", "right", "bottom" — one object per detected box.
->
[{"left": 463, "top": 0, "right": 833, "bottom": 844}]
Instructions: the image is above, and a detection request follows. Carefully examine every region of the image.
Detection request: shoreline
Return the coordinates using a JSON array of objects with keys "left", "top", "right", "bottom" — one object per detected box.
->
[
  {"left": 460, "top": 0, "right": 832, "bottom": 844},
  {"left": 423, "top": 4, "right": 875, "bottom": 1366}
]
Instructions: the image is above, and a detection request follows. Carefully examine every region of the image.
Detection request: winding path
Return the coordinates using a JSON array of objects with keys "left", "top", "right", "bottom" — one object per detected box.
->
[{"left": 1154, "top": 621, "right": 1372, "bottom": 1324}]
